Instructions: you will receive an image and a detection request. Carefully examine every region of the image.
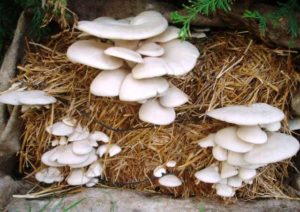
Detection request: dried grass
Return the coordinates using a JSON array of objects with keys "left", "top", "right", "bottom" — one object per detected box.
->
[{"left": 16, "top": 30, "right": 300, "bottom": 201}]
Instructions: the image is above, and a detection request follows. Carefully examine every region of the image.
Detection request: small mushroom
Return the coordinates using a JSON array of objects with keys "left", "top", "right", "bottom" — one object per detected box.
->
[
  {"left": 215, "top": 184, "right": 235, "bottom": 197},
  {"left": 159, "top": 85, "right": 189, "bottom": 108},
  {"left": 137, "top": 42, "right": 164, "bottom": 57},
  {"left": 139, "top": 99, "right": 176, "bottom": 125},
  {"left": 86, "top": 161, "right": 103, "bottom": 178},
  {"left": 86, "top": 178, "right": 99, "bottom": 187},
  {"left": 236, "top": 125, "right": 267, "bottom": 144},
  {"left": 212, "top": 146, "right": 228, "bottom": 161},
  {"left": 260, "top": 121, "right": 281, "bottom": 132},
  {"left": 35, "top": 167, "right": 64, "bottom": 184},
  {"left": 238, "top": 168, "right": 256, "bottom": 180},
  {"left": 166, "top": 160, "right": 177, "bottom": 168},
  {"left": 227, "top": 176, "right": 243, "bottom": 188},
  {"left": 67, "top": 169, "right": 91, "bottom": 186},
  {"left": 97, "top": 144, "right": 121, "bottom": 157},
  {"left": 89, "top": 131, "right": 109, "bottom": 143},
  {"left": 214, "top": 127, "right": 253, "bottom": 153},
  {"left": 194, "top": 165, "right": 221, "bottom": 183},
  {"left": 104, "top": 47, "right": 143, "bottom": 63},
  {"left": 158, "top": 174, "right": 182, "bottom": 187},
  {"left": 46, "top": 121, "right": 74, "bottom": 136},
  {"left": 62, "top": 117, "right": 77, "bottom": 127},
  {"left": 153, "top": 165, "right": 167, "bottom": 177},
  {"left": 197, "top": 134, "right": 215, "bottom": 148},
  {"left": 68, "top": 125, "right": 89, "bottom": 142}
]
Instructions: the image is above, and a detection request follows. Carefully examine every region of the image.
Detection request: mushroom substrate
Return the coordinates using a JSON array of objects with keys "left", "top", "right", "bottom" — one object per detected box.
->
[{"left": 16, "top": 29, "right": 300, "bottom": 200}]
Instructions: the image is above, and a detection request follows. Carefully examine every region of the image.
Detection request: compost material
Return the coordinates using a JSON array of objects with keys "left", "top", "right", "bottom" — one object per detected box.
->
[{"left": 17, "top": 30, "right": 300, "bottom": 201}]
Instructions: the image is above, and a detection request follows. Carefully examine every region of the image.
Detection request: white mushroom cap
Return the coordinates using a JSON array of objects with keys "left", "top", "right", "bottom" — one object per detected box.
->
[
  {"left": 153, "top": 165, "right": 167, "bottom": 177},
  {"left": 67, "top": 40, "right": 123, "bottom": 70},
  {"left": 62, "top": 117, "right": 77, "bottom": 127},
  {"left": 227, "top": 176, "right": 243, "bottom": 188},
  {"left": 68, "top": 125, "right": 89, "bottom": 142},
  {"left": 46, "top": 121, "right": 74, "bottom": 136},
  {"left": 132, "top": 39, "right": 199, "bottom": 78},
  {"left": 67, "top": 169, "right": 91, "bottom": 186},
  {"left": 197, "top": 133, "right": 216, "bottom": 148},
  {"left": 237, "top": 125, "right": 267, "bottom": 144},
  {"left": 215, "top": 127, "right": 254, "bottom": 153},
  {"left": 104, "top": 47, "right": 143, "bottom": 63},
  {"left": 0, "top": 90, "right": 56, "bottom": 105},
  {"left": 212, "top": 146, "right": 228, "bottom": 161},
  {"left": 244, "top": 132, "right": 300, "bottom": 164},
  {"left": 90, "top": 68, "right": 128, "bottom": 97},
  {"left": 77, "top": 11, "right": 168, "bottom": 40},
  {"left": 72, "top": 139, "right": 93, "bottom": 155},
  {"left": 207, "top": 103, "right": 285, "bottom": 126},
  {"left": 147, "top": 26, "right": 180, "bottom": 43},
  {"left": 288, "top": 118, "right": 300, "bottom": 131},
  {"left": 238, "top": 168, "right": 256, "bottom": 180},
  {"left": 139, "top": 99, "right": 176, "bottom": 125},
  {"left": 86, "top": 161, "right": 103, "bottom": 178},
  {"left": 166, "top": 160, "right": 177, "bottom": 168},
  {"left": 194, "top": 165, "right": 221, "bottom": 183},
  {"left": 221, "top": 162, "right": 238, "bottom": 179},
  {"left": 69, "top": 150, "right": 98, "bottom": 168},
  {"left": 18, "top": 90, "right": 57, "bottom": 105},
  {"left": 119, "top": 74, "right": 169, "bottom": 102},
  {"left": 35, "top": 167, "right": 64, "bottom": 184},
  {"left": 86, "top": 178, "right": 99, "bottom": 187},
  {"left": 137, "top": 42, "right": 164, "bottom": 57},
  {"left": 215, "top": 184, "right": 235, "bottom": 197},
  {"left": 158, "top": 174, "right": 182, "bottom": 187},
  {"left": 49, "top": 145, "right": 90, "bottom": 165},
  {"left": 97, "top": 144, "right": 121, "bottom": 157},
  {"left": 260, "top": 121, "right": 281, "bottom": 131},
  {"left": 89, "top": 131, "right": 109, "bottom": 143},
  {"left": 159, "top": 85, "right": 188, "bottom": 108}
]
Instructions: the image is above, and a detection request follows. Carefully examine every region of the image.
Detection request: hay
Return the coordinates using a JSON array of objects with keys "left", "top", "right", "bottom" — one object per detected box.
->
[{"left": 17, "top": 30, "right": 300, "bottom": 201}]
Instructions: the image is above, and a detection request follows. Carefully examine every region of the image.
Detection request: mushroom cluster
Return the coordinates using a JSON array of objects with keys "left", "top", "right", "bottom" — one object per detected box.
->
[
  {"left": 153, "top": 160, "right": 182, "bottom": 187},
  {"left": 195, "top": 103, "right": 300, "bottom": 197},
  {"left": 66, "top": 11, "right": 200, "bottom": 125},
  {"left": 35, "top": 117, "right": 121, "bottom": 186}
]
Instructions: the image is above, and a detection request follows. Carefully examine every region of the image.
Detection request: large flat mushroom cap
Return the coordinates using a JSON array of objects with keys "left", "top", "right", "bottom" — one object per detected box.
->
[
  {"left": 67, "top": 40, "right": 123, "bottom": 70},
  {"left": 139, "top": 99, "right": 176, "bottom": 125},
  {"left": 77, "top": 11, "right": 168, "bottom": 40},
  {"left": 119, "top": 74, "right": 169, "bottom": 101},
  {"left": 244, "top": 132, "right": 300, "bottom": 164},
  {"left": 237, "top": 126, "right": 267, "bottom": 144},
  {"left": 215, "top": 126, "right": 254, "bottom": 153},
  {"left": 104, "top": 47, "right": 143, "bottom": 63},
  {"left": 90, "top": 68, "right": 128, "bottom": 97},
  {"left": 207, "top": 103, "right": 285, "bottom": 125},
  {"left": 159, "top": 85, "right": 189, "bottom": 108},
  {"left": 18, "top": 90, "right": 56, "bottom": 105}
]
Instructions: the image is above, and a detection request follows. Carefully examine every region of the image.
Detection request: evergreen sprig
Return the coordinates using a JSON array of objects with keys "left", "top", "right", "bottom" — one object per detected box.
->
[{"left": 171, "top": 0, "right": 233, "bottom": 39}]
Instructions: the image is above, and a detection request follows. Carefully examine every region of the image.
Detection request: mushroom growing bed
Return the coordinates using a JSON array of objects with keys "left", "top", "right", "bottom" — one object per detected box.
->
[{"left": 4, "top": 10, "right": 300, "bottom": 202}]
